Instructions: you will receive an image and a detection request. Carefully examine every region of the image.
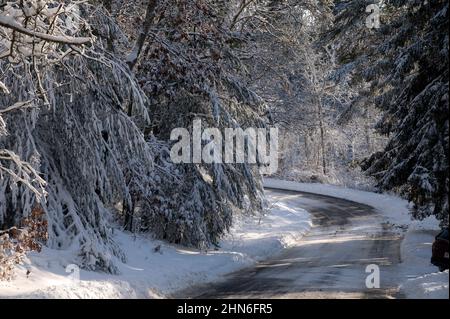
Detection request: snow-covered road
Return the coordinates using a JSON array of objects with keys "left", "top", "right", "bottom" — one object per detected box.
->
[{"left": 176, "top": 188, "right": 404, "bottom": 299}]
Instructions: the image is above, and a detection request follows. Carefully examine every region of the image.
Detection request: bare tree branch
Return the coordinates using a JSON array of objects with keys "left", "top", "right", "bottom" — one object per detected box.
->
[
  {"left": 0, "top": 16, "right": 91, "bottom": 45},
  {"left": 126, "top": 0, "right": 158, "bottom": 69}
]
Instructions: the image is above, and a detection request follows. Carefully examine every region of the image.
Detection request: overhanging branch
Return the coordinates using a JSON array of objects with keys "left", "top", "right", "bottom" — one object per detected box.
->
[{"left": 0, "top": 16, "right": 91, "bottom": 45}]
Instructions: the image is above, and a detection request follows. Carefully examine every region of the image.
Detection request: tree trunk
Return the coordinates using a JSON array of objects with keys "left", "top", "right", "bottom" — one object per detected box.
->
[
  {"left": 102, "top": 0, "right": 112, "bottom": 12},
  {"left": 317, "top": 99, "right": 327, "bottom": 175},
  {"left": 123, "top": 198, "right": 134, "bottom": 232},
  {"left": 364, "top": 104, "right": 371, "bottom": 154},
  {"left": 127, "top": 0, "right": 158, "bottom": 70}
]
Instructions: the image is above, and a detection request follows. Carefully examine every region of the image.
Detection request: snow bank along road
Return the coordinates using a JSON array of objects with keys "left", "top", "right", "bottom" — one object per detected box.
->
[{"left": 175, "top": 188, "right": 404, "bottom": 299}]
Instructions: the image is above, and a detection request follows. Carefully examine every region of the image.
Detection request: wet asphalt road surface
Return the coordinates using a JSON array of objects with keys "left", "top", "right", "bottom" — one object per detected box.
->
[{"left": 175, "top": 188, "right": 403, "bottom": 299}]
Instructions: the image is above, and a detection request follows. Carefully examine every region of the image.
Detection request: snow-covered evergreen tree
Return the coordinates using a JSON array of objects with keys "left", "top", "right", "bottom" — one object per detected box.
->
[
  {"left": 364, "top": 0, "right": 448, "bottom": 226},
  {"left": 330, "top": 0, "right": 449, "bottom": 225},
  {"left": 115, "top": 0, "right": 267, "bottom": 247}
]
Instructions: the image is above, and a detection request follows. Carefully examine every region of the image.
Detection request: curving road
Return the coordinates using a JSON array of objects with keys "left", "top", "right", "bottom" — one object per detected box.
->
[{"left": 175, "top": 188, "right": 403, "bottom": 299}]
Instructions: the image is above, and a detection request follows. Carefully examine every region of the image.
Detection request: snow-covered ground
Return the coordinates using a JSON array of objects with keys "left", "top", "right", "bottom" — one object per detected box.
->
[
  {"left": 264, "top": 178, "right": 448, "bottom": 299},
  {"left": 0, "top": 193, "right": 311, "bottom": 299},
  {"left": 1, "top": 178, "right": 447, "bottom": 299},
  {"left": 398, "top": 222, "right": 449, "bottom": 299}
]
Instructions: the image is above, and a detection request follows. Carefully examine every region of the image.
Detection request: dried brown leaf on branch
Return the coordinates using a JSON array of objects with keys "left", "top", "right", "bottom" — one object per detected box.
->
[{"left": 0, "top": 205, "right": 48, "bottom": 280}]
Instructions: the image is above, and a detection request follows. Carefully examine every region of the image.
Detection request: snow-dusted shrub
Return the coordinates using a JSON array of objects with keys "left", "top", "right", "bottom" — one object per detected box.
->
[
  {"left": 0, "top": 206, "right": 47, "bottom": 280},
  {"left": 0, "top": 232, "right": 23, "bottom": 281}
]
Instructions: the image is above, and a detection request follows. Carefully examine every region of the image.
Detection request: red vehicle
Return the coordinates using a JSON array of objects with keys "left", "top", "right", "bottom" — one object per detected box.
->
[{"left": 431, "top": 228, "right": 449, "bottom": 272}]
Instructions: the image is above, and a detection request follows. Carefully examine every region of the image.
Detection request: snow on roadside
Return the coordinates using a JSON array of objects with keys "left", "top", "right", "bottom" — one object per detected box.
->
[
  {"left": 400, "top": 270, "right": 449, "bottom": 299},
  {"left": 264, "top": 178, "right": 448, "bottom": 299},
  {"left": 0, "top": 192, "right": 311, "bottom": 299},
  {"left": 398, "top": 222, "right": 448, "bottom": 299}
]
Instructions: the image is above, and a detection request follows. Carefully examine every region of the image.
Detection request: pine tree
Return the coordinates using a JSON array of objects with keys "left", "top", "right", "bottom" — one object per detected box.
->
[
  {"left": 329, "top": 0, "right": 449, "bottom": 226},
  {"left": 363, "top": 0, "right": 449, "bottom": 226}
]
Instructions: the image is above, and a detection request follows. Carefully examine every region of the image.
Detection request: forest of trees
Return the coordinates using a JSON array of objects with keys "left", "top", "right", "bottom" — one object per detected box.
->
[{"left": 0, "top": 0, "right": 448, "bottom": 273}]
